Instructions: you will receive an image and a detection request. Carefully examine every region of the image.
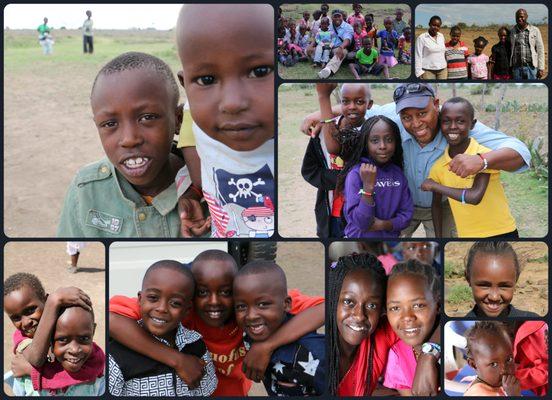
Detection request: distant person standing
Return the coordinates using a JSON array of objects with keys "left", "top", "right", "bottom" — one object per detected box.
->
[
  {"left": 37, "top": 17, "right": 53, "bottom": 55},
  {"left": 83, "top": 10, "right": 94, "bottom": 54},
  {"left": 510, "top": 8, "right": 544, "bottom": 79}
]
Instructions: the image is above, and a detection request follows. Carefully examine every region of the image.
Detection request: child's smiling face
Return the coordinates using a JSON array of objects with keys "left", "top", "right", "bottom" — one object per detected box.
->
[
  {"left": 233, "top": 272, "right": 290, "bottom": 342},
  {"left": 340, "top": 84, "right": 371, "bottom": 127},
  {"left": 4, "top": 285, "right": 45, "bottom": 338},
  {"left": 449, "top": 30, "right": 461, "bottom": 46},
  {"left": 192, "top": 260, "right": 236, "bottom": 328},
  {"left": 366, "top": 120, "right": 397, "bottom": 165},
  {"left": 468, "top": 331, "right": 515, "bottom": 387},
  {"left": 474, "top": 42, "right": 486, "bottom": 55},
  {"left": 320, "top": 18, "right": 329, "bottom": 31},
  {"left": 498, "top": 29, "right": 508, "bottom": 44},
  {"left": 337, "top": 270, "right": 383, "bottom": 351},
  {"left": 138, "top": 267, "right": 193, "bottom": 341},
  {"left": 91, "top": 68, "right": 179, "bottom": 196},
  {"left": 466, "top": 253, "right": 517, "bottom": 317},
  {"left": 440, "top": 102, "right": 475, "bottom": 147},
  {"left": 52, "top": 307, "right": 95, "bottom": 373},
  {"left": 362, "top": 37, "right": 372, "bottom": 52},
  {"left": 177, "top": 4, "right": 274, "bottom": 152},
  {"left": 386, "top": 273, "right": 438, "bottom": 347}
]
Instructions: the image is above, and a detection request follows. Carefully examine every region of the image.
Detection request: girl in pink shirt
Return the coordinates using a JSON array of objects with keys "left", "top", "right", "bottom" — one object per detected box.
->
[{"left": 467, "top": 36, "right": 490, "bottom": 79}]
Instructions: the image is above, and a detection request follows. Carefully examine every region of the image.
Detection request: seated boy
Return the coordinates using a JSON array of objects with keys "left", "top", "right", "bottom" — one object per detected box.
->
[
  {"left": 233, "top": 261, "right": 326, "bottom": 396},
  {"left": 174, "top": 4, "right": 275, "bottom": 238},
  {"left": 57, "top": 52, "right": 184, "bottom": 237},
  {"left": 109, "top": 250, "right": 324, "bottom": 396},
  {"left": 109, "top": 260, "right": 217, "bottom": 396},
  {"left": 349, "top": 37, "right": 387, "bottom": 80},
  {"left": 302, "top": 83, "right": 372, "bottom": 238}
]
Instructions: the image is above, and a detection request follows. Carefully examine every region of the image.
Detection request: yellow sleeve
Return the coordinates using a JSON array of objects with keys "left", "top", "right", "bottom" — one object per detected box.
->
[
  {"left": 428, "top": 161, "right": 442, "bottom": 183},
  {"left": 176, "top": 107, "right": 196, "bottom": 148}
]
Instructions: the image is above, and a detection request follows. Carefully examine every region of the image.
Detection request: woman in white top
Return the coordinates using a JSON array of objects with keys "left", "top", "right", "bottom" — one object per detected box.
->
[{"left": 415, "top": 15, "right": 447, "bottom": 79}]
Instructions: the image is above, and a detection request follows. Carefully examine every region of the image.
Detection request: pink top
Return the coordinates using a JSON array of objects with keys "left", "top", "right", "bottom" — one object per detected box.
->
[
  {"left": 383, "top": 339, "right": 416, "bottom": 390},
  {"left": 377, "top": 253, "right": 399, "bottom": 275},
  {"left": 467, "top": 53, "right": 489, "bottom": 79}
]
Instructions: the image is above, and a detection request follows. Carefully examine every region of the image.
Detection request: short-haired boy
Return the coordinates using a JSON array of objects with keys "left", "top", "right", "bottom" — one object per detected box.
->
[
  {"left": 349, "top": 37, "right": 387, "bottom": 79},
  {"left": 108, "top": 260, "right": 217, "bottom": 396},
  {"left": 109, "top": 251, "right": 324, "bottom": 396},
  {"left": 57, "top": 52, "right": 184, "bottom": 237},
  {"left": 302, "top": 83, "right": 372, "bottom": 238},
  {"left": 233, "top": 261, "right": 326, "bottom": 396},
  {"left": 174, "top": 4, "right": 275, "bottom": 239}
]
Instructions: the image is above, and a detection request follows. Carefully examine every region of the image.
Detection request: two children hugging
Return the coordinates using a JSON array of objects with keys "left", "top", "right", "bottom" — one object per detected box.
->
[
  {"left": 327, "top": 253, "right": 441, "bottom": 396},
  {"left": 109, "top": 250, "right": 325, "bottom": 396},
  {"left": 3, "top": 273, "right": 104, "bottom": 396},
  {"left": 58, "top": 4, "right": 274, "bottom": 239}
]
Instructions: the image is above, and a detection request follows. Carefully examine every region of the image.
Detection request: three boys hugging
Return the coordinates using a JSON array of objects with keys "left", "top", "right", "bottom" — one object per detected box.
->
[
  {"left": 57, "top": 4, "right": 274, "bottom": 239},
  {"left": 4, "top": 273, "right": 104, "bottom": 396},
  {"left": 109, "top": 250, "right": 325, "bottom": 396}
]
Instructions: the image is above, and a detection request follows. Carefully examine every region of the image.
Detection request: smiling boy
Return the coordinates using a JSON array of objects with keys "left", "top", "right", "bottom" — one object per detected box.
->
[
  {"left": 109, "top": 260, "right": 217, "bottom": 396},
  {"left": 57, "top": 52, "right": 183, "bottom": 237},
  {"left": 233, "top": 261, "right": 326, "bottom": 396}
]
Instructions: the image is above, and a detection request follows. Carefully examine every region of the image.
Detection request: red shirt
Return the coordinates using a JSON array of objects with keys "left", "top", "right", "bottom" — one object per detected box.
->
[
  {"left": 109, "top": 290, "right": 324, "bottom": 396},
  {"left": 514, "top": 321, "right": 548, "bottom": 396},
  {"left": 338, "top": 318, "right": 398, "bottom": 395}
]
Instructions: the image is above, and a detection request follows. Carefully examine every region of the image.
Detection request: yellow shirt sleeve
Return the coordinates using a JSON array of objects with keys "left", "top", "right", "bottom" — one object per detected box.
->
[{"left": 176, "top": 107, "right": 196, "bottom": 148}]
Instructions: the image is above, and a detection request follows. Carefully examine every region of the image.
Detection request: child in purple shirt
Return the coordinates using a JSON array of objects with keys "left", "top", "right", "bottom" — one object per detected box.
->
[{"left": 337, "top": 115, "right": 413, "bottom": 238}]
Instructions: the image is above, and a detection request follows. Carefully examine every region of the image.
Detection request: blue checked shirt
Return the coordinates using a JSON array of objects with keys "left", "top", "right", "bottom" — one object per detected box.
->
[{"left": 365, "top": 103, "right": 531, "bottom": 208}]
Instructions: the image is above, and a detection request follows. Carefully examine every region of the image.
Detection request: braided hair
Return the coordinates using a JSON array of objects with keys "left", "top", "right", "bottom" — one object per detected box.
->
[
  {"left": 327, "top": 253, "right": 387, "bottom": 395},
  {"left": 336, "top": 115, "right": 404, "bottom": 193},
  {"left": 465, "top": 241, "right": 520, "bottom": 281},
  {"left": 389, "top": 259, "right": 441, "bottom": 303}
]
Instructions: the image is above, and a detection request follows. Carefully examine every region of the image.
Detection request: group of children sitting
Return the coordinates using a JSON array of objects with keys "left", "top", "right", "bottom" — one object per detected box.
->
[
  {"left": 278, "top": 4, "right": 411, "bottom": 79},
  {"left": 445, "top": 25, "right": 515, "bottom": 80},
  {"left": 303, "top": 83, "right": 518, "bottom": 238},
  {"left": 108, "top": 250, "right": 326, "bottom": 396},
  {"left": 57, "top": 4, "right": 274, "bottom": 239},
  {"left": 4, "top": 273, "right": 105, "bottom": 395}
]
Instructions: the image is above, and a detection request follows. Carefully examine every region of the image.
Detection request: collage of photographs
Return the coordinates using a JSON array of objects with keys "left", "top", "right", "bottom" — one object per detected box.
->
[{"left": 1, "top": 2, "right": 549, "bottom": 398}]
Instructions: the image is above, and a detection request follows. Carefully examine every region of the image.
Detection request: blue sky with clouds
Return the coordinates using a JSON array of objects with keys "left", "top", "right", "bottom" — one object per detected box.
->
[{"left": 416, "top": 4, "right": 548, "bottom": 27}]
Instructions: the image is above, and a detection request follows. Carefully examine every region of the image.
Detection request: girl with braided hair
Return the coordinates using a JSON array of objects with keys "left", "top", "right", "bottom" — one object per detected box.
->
[
  {"left": 328, "top": 253, "right": 440, "bottom": 395},
  {"left": 337, "top": 115, "right": 413, "bottom": 237}
]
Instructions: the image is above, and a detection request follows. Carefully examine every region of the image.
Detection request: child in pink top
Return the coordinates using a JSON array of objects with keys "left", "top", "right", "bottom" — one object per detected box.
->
[
  {"left": 383, "top": 260, "right": 441, "bottom": 395},
  {"left": 467, "top": 36, "right": 489, "bottom": 80},
  {"left": 352, "top": 21, "right": 368, "bottom": 52}
]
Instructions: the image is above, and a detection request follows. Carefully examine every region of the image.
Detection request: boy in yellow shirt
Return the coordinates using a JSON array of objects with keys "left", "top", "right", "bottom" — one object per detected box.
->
[{"left": 421, "top": 97, "right": 517, "bottom": 238}]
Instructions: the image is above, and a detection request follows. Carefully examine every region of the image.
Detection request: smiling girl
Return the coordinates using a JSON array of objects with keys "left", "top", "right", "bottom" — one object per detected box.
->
[
  {"left": 383, "top": 260, "right": 441, "bottom": 395},
  {"left": 328, "top": 253, "right": 440, "bottom": 396}
]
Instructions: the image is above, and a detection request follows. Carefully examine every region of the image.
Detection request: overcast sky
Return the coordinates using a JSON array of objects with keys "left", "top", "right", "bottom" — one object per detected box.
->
[
  {"left": 416, "top": 4, "right": 548, "bottom": 27},
  {"left": 4, "top": 4, "right": 184, "bottom": 29}
]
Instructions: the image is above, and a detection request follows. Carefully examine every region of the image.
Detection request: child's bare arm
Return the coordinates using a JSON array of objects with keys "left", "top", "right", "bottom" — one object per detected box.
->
[
  {"left": 242, "top": 303, "right": 324, "bottom": 382},
  {"left": 109, "top": 312, "right": 206, "bottom": 388},
  {"left": 181, "top": 147, "right": 202, "bottom": 189},
  {"left": 424, "top": 173, "right": 490, "bottom": 205},
  {"left": 412, "top": 319, "right": 441, "bottom": 396},
  {"left": 316, "top": 83, "right": 342, "bottom": 154},
  {"left": 26, "top": 287, "right": 91, "bottom": 367}
]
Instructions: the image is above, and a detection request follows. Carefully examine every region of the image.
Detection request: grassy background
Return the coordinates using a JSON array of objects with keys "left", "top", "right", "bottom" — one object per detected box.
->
[
  {"left": 279, "top": 3, "right": 411, "bottom": 79},
  {"left": 444, "top": 241, "right": 548, "bottom": 317},
  {"left": 278, "top": 83, "right": 548, "bottom": 238}
]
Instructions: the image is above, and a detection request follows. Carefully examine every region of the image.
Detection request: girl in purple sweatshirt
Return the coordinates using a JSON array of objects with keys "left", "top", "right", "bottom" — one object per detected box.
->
[{"left": 337, "top": 115, "right": 413, "bottom": 238}]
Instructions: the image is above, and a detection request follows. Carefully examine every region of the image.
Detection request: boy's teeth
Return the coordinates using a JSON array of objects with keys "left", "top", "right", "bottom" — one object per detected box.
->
[
  {"left": 347, "top": 324, "right": 367, "bottom": 332},
  {"left": 151, "top": 317, "right": 167, "bottom": 324},
  {"left": 448, "top": 134, "right": 459, "bottom": 140},
  {"left": 124, "top": 157, "right": 149, "bottom": 168},
  {"left": 208, "top": 311, "right": 222, "bottom": 318}
]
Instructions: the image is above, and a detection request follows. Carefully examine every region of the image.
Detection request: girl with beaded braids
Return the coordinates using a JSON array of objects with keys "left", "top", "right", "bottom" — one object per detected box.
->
[
  {"left": 383, "top": 260, "right": 441, "bottom": 395},
  {"left": 328, "top": 253, "right": 441, "bottom": 396},
  {"left": 336, "top": 115, "right": 413, "bottom": 238}
]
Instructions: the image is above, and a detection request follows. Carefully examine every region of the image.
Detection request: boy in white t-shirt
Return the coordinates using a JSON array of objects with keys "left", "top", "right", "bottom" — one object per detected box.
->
[{"left": 175, "top": 4, "right": 274, "bottom": 238}]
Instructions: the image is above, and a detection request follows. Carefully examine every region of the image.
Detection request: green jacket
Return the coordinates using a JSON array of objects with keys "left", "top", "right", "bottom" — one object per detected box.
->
[{"left": 57, "top": 159, "right": 181, "bottom": 237}]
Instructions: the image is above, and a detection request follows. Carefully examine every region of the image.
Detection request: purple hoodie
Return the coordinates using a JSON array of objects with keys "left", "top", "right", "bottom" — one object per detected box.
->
[{"left": 343, "top": 157, "right": 413, "bottom": 238}]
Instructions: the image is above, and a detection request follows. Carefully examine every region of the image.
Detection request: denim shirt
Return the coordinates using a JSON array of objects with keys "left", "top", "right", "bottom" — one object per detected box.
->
[
  {"left": 331, "top": 21, "right": 354, "bottom": 47},
  {"left": 365, "top": 102, "right": 531, "bottom": 207},
  {"left": 57, "top": 158, "right": 181, "bottom": 237}
]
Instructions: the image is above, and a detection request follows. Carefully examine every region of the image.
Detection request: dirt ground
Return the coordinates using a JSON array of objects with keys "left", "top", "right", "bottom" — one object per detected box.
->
[
  {"left": 248, "top": 241, "right": 325, "bottom": 396},
  {"left": 3, "top": 241, "right": 105, "bottom": 395},
  {"left": 444, "top": 241, "right": 548, "bottom": 317}
]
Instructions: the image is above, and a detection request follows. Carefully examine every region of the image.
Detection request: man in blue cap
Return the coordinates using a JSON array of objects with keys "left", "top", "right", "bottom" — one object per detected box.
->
[{"left": 301, "top": 83, "right": 531, "bottom": 237}]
